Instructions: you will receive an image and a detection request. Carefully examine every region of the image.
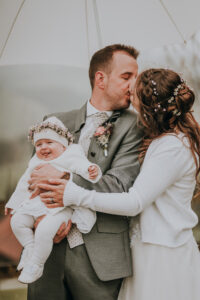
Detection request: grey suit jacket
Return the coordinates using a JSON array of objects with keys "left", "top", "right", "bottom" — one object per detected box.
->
[{"left": 50, "top": 103, "right": 143, "bottom": 281}]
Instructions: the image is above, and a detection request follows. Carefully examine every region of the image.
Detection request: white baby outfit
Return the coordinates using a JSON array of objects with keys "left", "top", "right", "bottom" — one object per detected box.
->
[{"left": 6, "top": 117, "right": 102, "bottom": 283}]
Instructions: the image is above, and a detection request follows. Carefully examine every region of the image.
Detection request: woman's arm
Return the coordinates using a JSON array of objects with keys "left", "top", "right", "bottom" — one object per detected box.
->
[{"left": 63, "top": 136, "right": 193, "bottom": 216}]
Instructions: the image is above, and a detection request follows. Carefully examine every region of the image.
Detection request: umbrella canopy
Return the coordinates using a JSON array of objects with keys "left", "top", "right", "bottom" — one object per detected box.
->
[{"left": 0, "top": 0, "right": 200, "bottom": 67}]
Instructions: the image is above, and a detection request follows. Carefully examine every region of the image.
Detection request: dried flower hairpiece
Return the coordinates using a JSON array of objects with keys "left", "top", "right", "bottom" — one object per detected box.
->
[{"left": 28, "top": 121, "right": 74, "bottom": 144}]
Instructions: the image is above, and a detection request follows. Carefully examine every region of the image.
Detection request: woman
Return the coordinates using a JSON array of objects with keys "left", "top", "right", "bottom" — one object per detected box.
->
[{"left": 64, "top": 68, "right": 200, "bottom": 299}]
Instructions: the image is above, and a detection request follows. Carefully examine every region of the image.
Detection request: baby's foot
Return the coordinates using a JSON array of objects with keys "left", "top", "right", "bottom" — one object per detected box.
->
[
  {"left": 17, "top": 244, "right": 34, "bottom": 271},
  {"left": 18, "top": 263, "right": 44, "bottom": 284}
]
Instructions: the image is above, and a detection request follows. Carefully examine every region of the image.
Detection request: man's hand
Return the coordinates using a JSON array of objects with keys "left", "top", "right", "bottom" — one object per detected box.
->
[
  {"left": 5, "top": 207, "right": 12, "bottom": 215},
  {"left": 53, "top": 220, "right": 72, "bottom": 243},
  {"left": 33, "top": 215, "right": 46, "bottom": 230},
  {"left": 28, "top": 164, "right": 65, "bottom": 198},
  {"left": 31, "top": 164, "right": 65, "bottom": 180},
  {"left": 37, "top": 179, "right": 68, "bottom": 208}
]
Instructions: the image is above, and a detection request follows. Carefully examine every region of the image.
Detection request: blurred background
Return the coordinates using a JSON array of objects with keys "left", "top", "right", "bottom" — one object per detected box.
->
[{"left": 0, "top": 0, "right": 200, "bottom": 298}]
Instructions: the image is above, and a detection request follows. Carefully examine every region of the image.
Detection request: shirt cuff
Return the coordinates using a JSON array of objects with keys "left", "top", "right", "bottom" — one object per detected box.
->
[{"left": 63, "top": 181, "right": 81, "bottom": 207}]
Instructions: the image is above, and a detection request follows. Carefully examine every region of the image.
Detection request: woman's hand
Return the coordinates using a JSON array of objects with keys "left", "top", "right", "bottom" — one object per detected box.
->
[{"left": 37, "top": 179, "right": 68, "bottom": 208}]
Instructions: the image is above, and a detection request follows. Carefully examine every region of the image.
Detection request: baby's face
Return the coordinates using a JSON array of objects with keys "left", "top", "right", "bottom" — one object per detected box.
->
[{"left": 35, "top": 139, "right": 66, "bottom": 161}]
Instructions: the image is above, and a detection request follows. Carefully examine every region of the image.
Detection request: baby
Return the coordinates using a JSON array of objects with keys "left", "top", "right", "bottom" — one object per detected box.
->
[{"left": 5, "top": 116, "right": 101, "bottom": 284}]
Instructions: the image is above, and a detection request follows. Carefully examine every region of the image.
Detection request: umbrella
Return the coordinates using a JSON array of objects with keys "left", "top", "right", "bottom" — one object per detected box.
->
[
  {"left": 0, "top": 0, "right": 200, "bottom": 122},
  {"left": 0, "top": 0, "right": 200, "bottom": 67},
  {"left": 0, "top": 0, "right": 200, "bottom": 195}
]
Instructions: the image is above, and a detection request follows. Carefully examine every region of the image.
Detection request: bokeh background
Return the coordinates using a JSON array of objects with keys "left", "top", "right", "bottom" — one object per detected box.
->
[{"left": 0, "top": 0, "right": 200, "bottom": 298}]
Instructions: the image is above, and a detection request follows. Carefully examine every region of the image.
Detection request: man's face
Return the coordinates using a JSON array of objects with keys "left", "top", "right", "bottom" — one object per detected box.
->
[{"left": 103, "top": 51, "right": 138, "bottom": 110}]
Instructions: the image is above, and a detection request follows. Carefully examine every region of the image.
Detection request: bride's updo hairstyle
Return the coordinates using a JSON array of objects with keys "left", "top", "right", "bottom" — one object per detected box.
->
[{"left": 135, "top": 68, "right": 200, "bottom": 179}]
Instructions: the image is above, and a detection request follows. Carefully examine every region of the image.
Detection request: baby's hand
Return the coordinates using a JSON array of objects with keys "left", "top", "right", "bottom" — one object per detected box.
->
[
  {"left": 88, "top": 165, "right": 98, "bottom": 180},
  {"left": 4, "top": 208, "right": 13, "bottom": 215}
]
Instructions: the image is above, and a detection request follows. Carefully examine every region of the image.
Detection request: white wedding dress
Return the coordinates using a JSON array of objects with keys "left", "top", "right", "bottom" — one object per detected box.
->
[{"left": 118, "top": 217, "right": 200, "bottom": 300}]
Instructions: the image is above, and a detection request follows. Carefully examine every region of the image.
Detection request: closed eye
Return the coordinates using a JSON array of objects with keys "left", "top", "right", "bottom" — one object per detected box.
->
[{"left": 121, "top": 72, "right": 132, "bottom": 80}]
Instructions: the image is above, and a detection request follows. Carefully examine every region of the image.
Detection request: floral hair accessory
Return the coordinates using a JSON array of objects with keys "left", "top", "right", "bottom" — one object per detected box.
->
[
  {"left": 167, "top": 80, "right": 185, "bottom": 116},
  {"left": 151, "top": 80, "right": 159, "bottom": 96},
  {"left": 172, "top": 109, "right": 181, "bottom": 116},
  {"left": 173, "top": 84, "right": 183, "bottom": 96},
  {"left": 94, "top": 122, "right": 114, "bottom": 157}
]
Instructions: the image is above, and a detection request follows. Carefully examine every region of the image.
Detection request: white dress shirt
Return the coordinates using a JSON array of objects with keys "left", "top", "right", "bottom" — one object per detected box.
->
[{"left": 79, "top": 100, "right": 113, "bottom": 149}]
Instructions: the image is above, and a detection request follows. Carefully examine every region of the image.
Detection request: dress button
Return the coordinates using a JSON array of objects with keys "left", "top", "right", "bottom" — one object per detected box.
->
[{"left": 91, "top": 152, "right": 96, "bottom": 157}]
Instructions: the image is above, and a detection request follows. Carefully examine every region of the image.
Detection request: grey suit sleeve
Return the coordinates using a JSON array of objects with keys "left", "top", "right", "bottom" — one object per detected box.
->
[{"left": 72, "top": 119, "right": 143, "bottom": 193}]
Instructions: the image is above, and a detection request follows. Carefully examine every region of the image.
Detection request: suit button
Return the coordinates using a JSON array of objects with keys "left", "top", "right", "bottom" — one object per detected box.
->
[{"left": 91, "top": 152, "right": 96, "bottom": 157}]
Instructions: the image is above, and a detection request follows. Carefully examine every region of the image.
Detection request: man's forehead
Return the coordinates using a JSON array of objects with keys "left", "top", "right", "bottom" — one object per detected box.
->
[{"left": 111, "top": 51, "right": 138, "bottom": 72}]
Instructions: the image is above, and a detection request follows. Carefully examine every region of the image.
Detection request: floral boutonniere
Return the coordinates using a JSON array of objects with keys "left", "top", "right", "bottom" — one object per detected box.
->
[{"left": 94, "top": 122, "right": 114, "bottom": 157}]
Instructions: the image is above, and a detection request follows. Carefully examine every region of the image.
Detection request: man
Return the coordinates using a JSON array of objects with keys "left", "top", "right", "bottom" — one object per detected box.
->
[{"left": 28, "top": 44, "right": 143, "bottom": 300}]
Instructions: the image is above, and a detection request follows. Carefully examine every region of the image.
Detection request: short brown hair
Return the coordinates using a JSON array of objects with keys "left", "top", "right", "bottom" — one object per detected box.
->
[{"left": 89, "top": 44, "right": 139, "bottom": 89}]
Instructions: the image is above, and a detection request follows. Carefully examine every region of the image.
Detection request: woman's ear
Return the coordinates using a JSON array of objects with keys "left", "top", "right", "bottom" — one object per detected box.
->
[{"left": 95, "top": 71, "right": 106, "bottom": 90}]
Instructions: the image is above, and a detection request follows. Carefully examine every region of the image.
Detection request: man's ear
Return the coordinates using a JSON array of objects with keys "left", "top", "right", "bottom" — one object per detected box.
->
[{"left": 95, "top": 71, "right": 106, "bottom": 89}]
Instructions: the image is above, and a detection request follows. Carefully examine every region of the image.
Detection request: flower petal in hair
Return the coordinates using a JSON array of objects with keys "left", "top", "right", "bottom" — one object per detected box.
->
[{"left": 168, "top": 96, "right": 175, "bottom": 104}]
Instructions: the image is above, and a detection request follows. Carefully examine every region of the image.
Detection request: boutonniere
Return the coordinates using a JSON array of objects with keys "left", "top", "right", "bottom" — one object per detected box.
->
[{"left": 94, "top": 122, "right": 114, "bottom": 157}]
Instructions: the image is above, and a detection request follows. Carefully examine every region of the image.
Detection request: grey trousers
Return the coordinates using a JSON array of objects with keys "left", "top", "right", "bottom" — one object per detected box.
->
[{"left": 27, "top": 239, "right": 122, "bottom": 300}]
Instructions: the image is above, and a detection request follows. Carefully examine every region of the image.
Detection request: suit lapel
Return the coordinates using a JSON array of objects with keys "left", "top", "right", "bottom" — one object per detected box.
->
[{"left": 73, "top": 102, "right": 87, "bottom": 143}]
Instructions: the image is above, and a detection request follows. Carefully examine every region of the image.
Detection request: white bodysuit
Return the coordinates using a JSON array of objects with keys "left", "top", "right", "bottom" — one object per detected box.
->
[{"left": 6, "top": 144, "right": 101, "bottom": 266}]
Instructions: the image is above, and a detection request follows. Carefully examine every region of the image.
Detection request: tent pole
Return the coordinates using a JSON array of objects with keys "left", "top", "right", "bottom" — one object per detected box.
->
[
  {"left": 0, "top": 0, "right": 26, "bottom": 60},
  {"left": 93, "top": 0, "right": 103, "bottom": 49},
  {"left": 159, "top": 0, "right": 186, "bottom": 44},
  {"left": 84, "top": 0, "right": 91, "bottom": 63}
]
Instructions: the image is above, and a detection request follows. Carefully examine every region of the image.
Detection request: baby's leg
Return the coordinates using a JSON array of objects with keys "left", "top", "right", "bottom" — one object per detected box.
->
[
  {"left": 10, "top": 213, "right": 35, "bottom": 247},
  {"left": 31, "top": 208, "right": 72, "bottom": 266}
]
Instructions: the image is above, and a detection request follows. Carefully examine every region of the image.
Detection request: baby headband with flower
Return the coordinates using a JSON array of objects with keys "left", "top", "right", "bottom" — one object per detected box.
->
[{"left": 28, "top": 121, "right": 74, "bottom": 145}]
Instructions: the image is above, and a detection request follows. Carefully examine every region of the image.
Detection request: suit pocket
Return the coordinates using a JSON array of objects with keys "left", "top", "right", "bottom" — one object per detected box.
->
[{"left": 96, "top": 213, "right": 129, "bottom": 233}]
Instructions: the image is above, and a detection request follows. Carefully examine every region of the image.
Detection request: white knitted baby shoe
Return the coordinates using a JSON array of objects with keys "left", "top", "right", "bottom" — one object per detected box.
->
[
  {"left": 18, "top": 263, "right": 44, "bottom": 284},
  {"left": 17, "top": 244, "right": 34, "bottom": 271}
]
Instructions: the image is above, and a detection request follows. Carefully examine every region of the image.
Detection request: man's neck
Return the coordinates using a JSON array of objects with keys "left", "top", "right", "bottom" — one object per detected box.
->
[{"left": 90, "top": 96, "right": 112, "bottom": 112}]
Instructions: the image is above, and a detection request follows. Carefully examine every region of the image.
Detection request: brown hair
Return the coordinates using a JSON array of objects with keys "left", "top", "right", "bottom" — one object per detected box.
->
[
  {"left": 136, "top": 68, "right": 200, "bottom": 181},
  {"left": 89, "top": 44, "right": 139, "bottom": 89}
]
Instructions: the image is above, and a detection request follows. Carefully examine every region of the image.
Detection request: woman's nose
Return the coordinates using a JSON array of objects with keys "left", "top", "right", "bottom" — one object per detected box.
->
[{"left": 129, "top": 78, "right": 136, "bottom": 94}]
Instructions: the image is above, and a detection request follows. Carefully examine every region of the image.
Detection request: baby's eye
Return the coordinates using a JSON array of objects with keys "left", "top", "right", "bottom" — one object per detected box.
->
[{"left": 48, "top": 141, "right": 52, "bottom": 144}]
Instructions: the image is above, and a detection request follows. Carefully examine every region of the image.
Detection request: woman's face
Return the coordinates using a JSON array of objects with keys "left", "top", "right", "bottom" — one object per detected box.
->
[{"left": 130, "top": 87, "right": 140, "bottom": 113}]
